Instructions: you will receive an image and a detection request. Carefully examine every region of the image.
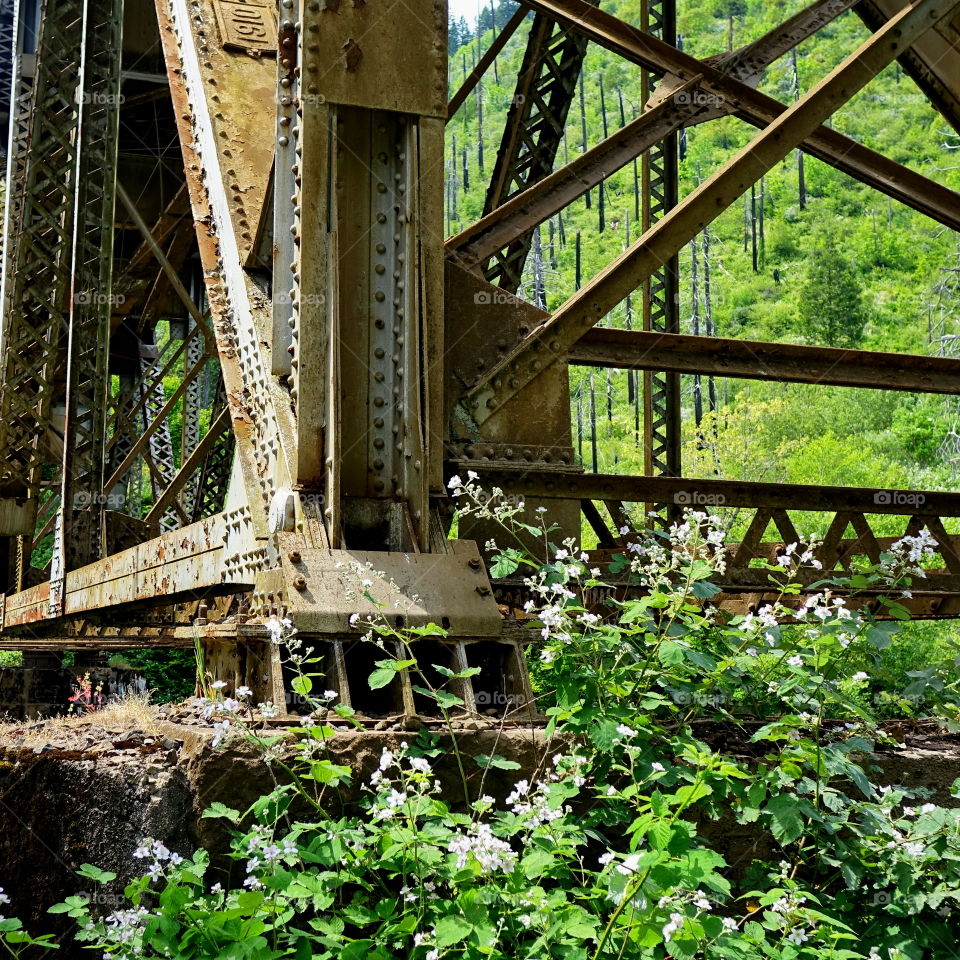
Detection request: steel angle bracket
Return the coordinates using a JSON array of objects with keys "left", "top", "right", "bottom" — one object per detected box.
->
[{"left": 264, "top": 535, "right": 502, "bottom": 637}]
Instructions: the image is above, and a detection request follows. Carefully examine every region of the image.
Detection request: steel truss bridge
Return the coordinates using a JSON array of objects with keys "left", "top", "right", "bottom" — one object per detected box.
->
[{"left": 0, "top": 0, "right": 959, "bottom": 714}]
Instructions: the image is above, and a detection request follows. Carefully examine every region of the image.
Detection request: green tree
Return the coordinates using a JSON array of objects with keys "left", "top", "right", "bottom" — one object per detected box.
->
[{"left": 799, "top": 234, "right": 867, "bottom": 348}]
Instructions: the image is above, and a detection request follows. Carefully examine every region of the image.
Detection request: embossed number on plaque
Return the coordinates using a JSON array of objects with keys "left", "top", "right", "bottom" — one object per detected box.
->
[{"left": 213, "top": 0, "right": 277, "bottom": 53}]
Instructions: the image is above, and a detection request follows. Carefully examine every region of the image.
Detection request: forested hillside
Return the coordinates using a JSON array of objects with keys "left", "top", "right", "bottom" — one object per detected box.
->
[{"left": 446, "top": 0, "right": 960, "bottom": 514}]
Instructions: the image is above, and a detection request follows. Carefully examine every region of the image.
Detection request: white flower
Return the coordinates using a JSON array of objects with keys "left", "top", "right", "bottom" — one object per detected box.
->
[
  {"left": 426, "top": 951, "right": 439, "bottom": 960},
  {"left": 722, "top": 917, "right": 737, "bottom": 931},
  {"left": 662, "top": 912, "right": 685, "bottom": 941},
  {"left": 323, "top": 689, "right": 338, "bottom": 700},
  {"left": 787, "top": 655, "right": 803, "bottom": 667},
  {"left": 0, "top": 889, "right": 9, "bottom": 906},
  {"left": 616, "top": 723, "right": 637, "bottom": 739},
  {"left": 236, "top": 685, "right": 252, "bottom": 698},
  {"left": 518, "top": 914, "right": 532, "bottom": 928},
  {"left": 616, "top": 853, "right": 642, "bottom": 875},
  {"left": 210, "top": 680, "right": 227, "bottom": 690},
  {"left": 851, "top": 672, "right": 869, "bottom": 682},
  {"left": 447, "top": 823, "right": 516, "bottom": 874},
  {"left": 904, "top": 841, "right": 925, "bottom": 857},
  {"left": 212, "top": 719, "right": 231, "bottom": 747},
  {"left": 651, "top": 762, "right": 665, "bottom": 773},
  {"left": 447, "top": 475, "right": 462, "bottom": 490}
]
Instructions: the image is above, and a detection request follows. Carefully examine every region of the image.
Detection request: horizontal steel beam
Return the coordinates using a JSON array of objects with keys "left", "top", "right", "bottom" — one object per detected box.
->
[
  {"left": 2, "top": 510, "right": 257, "bottom": 628},
  {"left": 569, "top": 329, "right": 960, "bottom": 393},
  {"left": 455, "top": 467, "right": 960, "bottom": 517}
]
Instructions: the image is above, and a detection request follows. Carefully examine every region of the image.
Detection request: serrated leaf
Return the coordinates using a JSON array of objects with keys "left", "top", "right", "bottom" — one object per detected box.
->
[
  {"left": 368, "top": 668, "right": 395, "bottom": 690},
  {"left": 435, "top": 915, "right": 471, "bottom": 948},
  {"left": 765, "top": 794, "right": 805, "bottom": 844}
]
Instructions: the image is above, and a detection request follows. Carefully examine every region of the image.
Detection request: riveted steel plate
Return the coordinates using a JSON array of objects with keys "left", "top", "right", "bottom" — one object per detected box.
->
[
  {"left": 277, "top": 537, "right": 502, "bottom": 636},
  {"left": 299, "top": 0, "right": 446, "bottom": 117}
]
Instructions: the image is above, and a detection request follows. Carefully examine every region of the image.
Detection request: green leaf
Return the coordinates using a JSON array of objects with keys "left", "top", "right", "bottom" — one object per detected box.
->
[
  {"left": 202, "top": 802, "right": 240, "bottom": 822},
  {"left": 490, "top": 549, "right": 523, "bottom": 578},
  {"left": 765, "top": 794, "right": 806, "bottom": 845},
  {"left": 474, "top": 753, "right": 522, "bottom": 771},
  {"left": 435, "top": 915, "right": 471, "bottom": 948},
  {"left": 412, "top": 685, "right": 464, "bottom": 709},
  {"left": 368, "top": 668, "right": 396, "bottom": 690},
  {"left": 76, "top": 864, "right": 116, "bottom": 884},
  {"left": 291, "top": 675, "right": 312, "bottom": 696}
]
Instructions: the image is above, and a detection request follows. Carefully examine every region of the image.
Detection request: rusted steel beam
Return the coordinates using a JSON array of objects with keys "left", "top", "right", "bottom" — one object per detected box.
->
[
  {"left": 569, "top": 329, "right": 960, "bottom": 394},
  {"left": 143, "top": 405, "right": 232, "bottom": 525},
  {"left": 1, "top": 510, "right": 259, "bottom": 627},
  {"left": 448, "top": 80, "right": 701, "bottom": 268},
  {"left": 463, "top": 0, "right": 959, "bottom": 426},
  {"left": 102, "top": 351, "right": 208, "bottom": 495},
  {"left": 447, "top": 6, "right": 527, "bottom": 121},
  {"left": 449, "top": 0, "right": 858, "bottom": 266},
  {"left": 456, "top": 467, "right": 960, "bottom": 517},
  {"left": 116, "top": 183, "right": 211, "bottom": 346},
  {"left": 515, "top": 0, "right": 960, "bottom": 233},
  {"left": 480, "top": 5, "right": 591, "bottom": 290},
  {"left": 857, "top": 0, "right": 960, "bottom": 135}
]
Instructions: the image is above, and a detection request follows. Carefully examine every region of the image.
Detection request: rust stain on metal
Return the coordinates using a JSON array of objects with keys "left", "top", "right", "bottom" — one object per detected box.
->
[{"left": 342, "top": 38, "right": 362, "bottom": 71}]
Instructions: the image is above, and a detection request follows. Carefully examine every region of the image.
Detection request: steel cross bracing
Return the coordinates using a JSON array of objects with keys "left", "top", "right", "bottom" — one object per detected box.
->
[
  {"left": 0, "top": 0, "right": 959, "bottom": 716},
  {"left": 480, "top": 6, "right": 590, "bottom": 291}
]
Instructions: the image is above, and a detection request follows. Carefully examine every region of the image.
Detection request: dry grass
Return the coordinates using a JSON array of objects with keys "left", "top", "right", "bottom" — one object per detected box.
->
[{"left": 0, "top": 690, "right": 163, "bottom": 749}]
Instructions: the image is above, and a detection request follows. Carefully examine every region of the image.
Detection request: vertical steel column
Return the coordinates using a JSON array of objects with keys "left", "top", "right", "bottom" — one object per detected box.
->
[
  {"left": 481, "top": 10, "right": 589, "bottom": 292},
  {"left": 641, "top": 0, "right": 681, "bottom": 480},
  {"left": 0, "top": 0, "right": 85, "bottom": 594},
  {"left": 292, "top": 0, "right": 444, "bottom": 549},
  {"left": 56, "top": 0, "right": 124, "bottom": 587}
]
